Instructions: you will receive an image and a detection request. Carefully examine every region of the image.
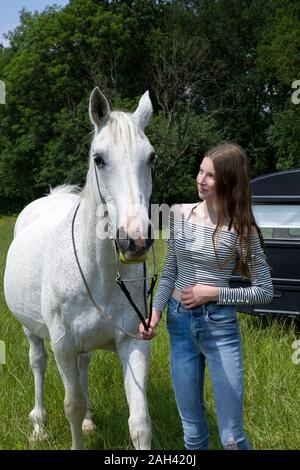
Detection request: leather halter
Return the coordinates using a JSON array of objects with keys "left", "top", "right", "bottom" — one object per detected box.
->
[{"left": 71, "top": 161, "right": 157, "bottom": 340}]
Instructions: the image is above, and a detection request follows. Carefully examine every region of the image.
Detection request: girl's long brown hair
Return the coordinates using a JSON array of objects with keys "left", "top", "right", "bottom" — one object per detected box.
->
[{"left": 204, "top": 142, "right": 264, "bottom": 278}]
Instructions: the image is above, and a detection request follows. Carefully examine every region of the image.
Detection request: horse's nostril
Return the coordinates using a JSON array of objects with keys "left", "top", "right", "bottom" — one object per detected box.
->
[
  {"left": 116, "top": 227, "right": 128, "bottom": 241},
  {"left": 129, "top": 237, "right": 136, "bottom": 251},
  {"left": 116, "top": 228, "right": 130, "bottom": 253},
  {"left": 116, "top": 226, "right": 153, "bottom": 255}
]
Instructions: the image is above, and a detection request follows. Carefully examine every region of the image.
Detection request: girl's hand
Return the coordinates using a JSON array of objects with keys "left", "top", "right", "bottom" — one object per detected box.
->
[
  {"left": 180, "top": 284, "right": 219, "bottom": 308},
  {"left": 139, "top": 308, "right": 161, "bottom": 340}
]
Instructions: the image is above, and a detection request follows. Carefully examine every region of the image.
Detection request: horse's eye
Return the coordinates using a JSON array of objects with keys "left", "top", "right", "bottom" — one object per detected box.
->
[
  {"left": 94, "top": 153, "right": 105, "bottom": 168},
  {"left": 149, "top": 152, "right": 157, "bottom": 167}
]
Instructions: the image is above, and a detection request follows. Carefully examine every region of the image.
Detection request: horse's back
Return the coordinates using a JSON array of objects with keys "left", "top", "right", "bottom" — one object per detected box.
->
[
  {"left": 4, "top": 189, "right": 80, "bottom": 338},
  {"left": 14, "top": 186, "right": 80, "bottom": 236}
]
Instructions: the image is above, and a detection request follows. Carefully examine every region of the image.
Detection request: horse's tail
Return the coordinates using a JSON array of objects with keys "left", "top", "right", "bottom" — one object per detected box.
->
[{"left": 48, "top": 184, "right": 82, "bottom": 196}]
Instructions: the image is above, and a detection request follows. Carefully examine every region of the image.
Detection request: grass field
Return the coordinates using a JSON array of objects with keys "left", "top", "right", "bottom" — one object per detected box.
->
[{"left": 0, "top": 215, "right": 300, "bottom": 450}]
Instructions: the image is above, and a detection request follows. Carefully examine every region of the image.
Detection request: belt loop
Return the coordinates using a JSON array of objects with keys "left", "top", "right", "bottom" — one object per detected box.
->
[{"left": 175, "top": 301, "right": 180, "bottom": 314}]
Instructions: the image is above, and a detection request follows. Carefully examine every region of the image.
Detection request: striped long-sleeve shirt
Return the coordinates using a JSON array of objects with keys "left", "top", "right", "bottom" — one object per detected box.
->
[{"left": 153, "top": 215, "right": 274, "bottom": 313}]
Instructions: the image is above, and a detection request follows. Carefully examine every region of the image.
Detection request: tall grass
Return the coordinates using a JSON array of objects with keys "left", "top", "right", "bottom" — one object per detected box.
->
[{"left": 0, "top": 215, "right": 299, "bottom": 450}]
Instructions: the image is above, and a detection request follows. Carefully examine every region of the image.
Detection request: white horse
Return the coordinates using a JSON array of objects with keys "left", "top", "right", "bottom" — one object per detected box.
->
[{"left": 4, "top": 88, "right": 155, "bottom": 450}]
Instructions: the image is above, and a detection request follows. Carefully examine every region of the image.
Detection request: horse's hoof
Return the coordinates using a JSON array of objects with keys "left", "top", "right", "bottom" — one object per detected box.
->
[
  {"left": 82, "top": 418, "right": 96, "bottom": 434},
  {"left": 29, "top": 428, "right": 49, "bottom": 444}
]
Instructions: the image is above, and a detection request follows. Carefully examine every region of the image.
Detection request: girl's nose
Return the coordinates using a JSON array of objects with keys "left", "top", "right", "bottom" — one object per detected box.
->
[{"left": 197, "top": 174, "right": 205, "bottom": 185}]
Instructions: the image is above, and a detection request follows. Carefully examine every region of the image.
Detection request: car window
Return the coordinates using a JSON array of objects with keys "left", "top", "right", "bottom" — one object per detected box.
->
[{"left": 253, "top": 204, "right": 300, "bottom": 240}]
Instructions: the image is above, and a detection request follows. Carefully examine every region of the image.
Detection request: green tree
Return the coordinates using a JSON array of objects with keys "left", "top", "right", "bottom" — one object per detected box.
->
[
  {"left": 1, "top": 0, "right": 298, "bottom": 213},
  {"left": 194, "top": 0, "right": 283, "bottom": 175},
  {"left": 0, "top": 0, "right": 164, "bottom": 211},
  {"left": 256, "top": 0, "right": 300, "bottom": 170}
]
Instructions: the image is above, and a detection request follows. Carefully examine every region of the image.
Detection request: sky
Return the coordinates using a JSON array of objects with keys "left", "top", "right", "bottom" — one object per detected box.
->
[{"left": 0, "top": 0, "right": 70, "bottom": 47}]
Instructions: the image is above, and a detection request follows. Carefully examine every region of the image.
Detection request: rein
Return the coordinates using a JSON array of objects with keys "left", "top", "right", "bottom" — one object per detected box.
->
[
  {"left": 71, "top": 188, "right": 157, "bottom": 340},
  {"left": 112, "top": 241, "right": 157, "bottom": 330}
]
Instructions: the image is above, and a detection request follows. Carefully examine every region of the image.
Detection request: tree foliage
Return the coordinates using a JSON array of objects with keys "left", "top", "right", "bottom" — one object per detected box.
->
[
  {"left": 0, "top": 0, "right": 299, "bottom": 213},
  {"left": 256, "top": 0, "right": 300, "bottom": 170}
]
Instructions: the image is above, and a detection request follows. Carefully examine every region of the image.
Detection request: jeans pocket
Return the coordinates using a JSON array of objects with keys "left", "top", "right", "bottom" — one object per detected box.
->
[
  {"left": 167, "top": 297, "right": 179, "bottom": 322},
  {"left": 167, "top": 297, "right": 188, "bottom": 323},
  {"left": 206, "top": 304, "right": 237, "bottom": 325}
]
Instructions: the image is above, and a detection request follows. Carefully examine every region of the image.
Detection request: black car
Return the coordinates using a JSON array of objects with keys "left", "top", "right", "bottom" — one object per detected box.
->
[{"left": 230, "top": 168, "right": 300, "bottom": 317}]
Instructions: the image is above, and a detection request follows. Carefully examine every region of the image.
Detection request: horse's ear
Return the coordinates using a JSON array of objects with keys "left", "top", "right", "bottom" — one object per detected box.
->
[
  {"left": 89, "top": 87, "right": 110, "bottom": 128},
  {"left": 133, "top": 91, "right": 153, "bottom": 130}
]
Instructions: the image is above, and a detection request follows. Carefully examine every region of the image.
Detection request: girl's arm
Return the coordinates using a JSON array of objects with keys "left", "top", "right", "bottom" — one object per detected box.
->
[
  {"left": 218, "top": 233, "right": 274, "bottom": 306},
  {"left": 152, "top": 214, "right": 178, "bottom": 313}
]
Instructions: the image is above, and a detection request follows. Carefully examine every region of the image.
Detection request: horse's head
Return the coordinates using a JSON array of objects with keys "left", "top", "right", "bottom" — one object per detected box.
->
[{"left": 88, "top": 87, "right": 155, "bottom": 263}]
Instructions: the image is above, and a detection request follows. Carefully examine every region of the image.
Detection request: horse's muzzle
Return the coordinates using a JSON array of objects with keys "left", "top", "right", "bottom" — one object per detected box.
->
[{"left": 116, "top": 227, "right": 154, "bottom": 263}]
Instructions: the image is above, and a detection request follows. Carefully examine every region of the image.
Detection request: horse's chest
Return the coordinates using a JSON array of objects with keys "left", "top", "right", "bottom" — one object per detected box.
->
[{"left": 72, "top": 305, "right": 118, "bottom": 352}]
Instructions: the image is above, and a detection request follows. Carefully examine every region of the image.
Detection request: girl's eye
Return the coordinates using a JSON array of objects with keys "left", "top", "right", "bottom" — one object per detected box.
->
[{"left": 94, "top": 153, "right": 105, "bottom": 168}]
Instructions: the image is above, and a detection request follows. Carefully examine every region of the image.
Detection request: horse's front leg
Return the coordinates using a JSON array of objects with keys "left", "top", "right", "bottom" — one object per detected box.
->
[
  {"left": 78, "top": 352, "right": 96, "bottom": 433},
  {"left": 24, "top": 327, "right": 48, "bottom": 443},
  {"left": 52, "top": 340, "right": 86, "bottom": 450},
  {"left": 117, "top": 338, "right": 152, "bottom": 450}
]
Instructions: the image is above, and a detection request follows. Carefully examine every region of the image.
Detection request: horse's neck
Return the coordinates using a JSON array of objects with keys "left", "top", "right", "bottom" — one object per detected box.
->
[{"left": 77, "top": 197, "right": 115, "bottom": 280}]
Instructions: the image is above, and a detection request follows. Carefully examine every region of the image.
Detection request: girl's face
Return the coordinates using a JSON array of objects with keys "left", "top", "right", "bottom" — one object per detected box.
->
[{"left": 196, "top": 157, "right": 216, "bottom": 202}]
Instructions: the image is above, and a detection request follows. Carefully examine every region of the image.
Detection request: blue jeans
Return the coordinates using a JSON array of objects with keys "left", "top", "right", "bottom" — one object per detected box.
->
[{"left": 167, "top": 296, "right": 251, "bottom": 450}]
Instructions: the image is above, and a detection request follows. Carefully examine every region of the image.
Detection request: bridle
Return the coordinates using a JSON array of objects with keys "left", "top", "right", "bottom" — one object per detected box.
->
[{"left": 71, "top": 160, "right": 158, "bottom": 340}]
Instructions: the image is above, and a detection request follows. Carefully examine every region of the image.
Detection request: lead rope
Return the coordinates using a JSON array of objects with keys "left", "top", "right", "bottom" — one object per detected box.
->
[{"left": 72, "top": 198, "right": 157, "bottom": 340}]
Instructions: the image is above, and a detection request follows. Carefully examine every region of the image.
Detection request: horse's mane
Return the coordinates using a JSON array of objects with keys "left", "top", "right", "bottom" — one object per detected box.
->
[
  {"left": 48, "top": 184, "right": 82, "bottom": 196},
  {"left": 108, "top": 111, "right": 141, "bottom": 155}
]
